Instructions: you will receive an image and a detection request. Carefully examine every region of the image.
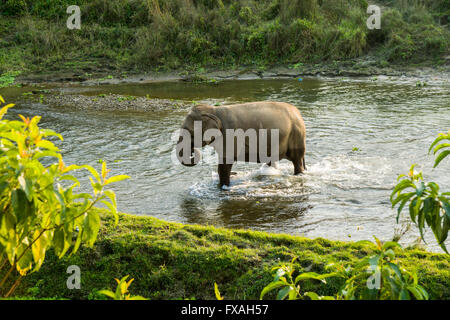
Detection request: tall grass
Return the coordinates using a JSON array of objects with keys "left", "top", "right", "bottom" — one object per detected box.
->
[{"left": 0, "top": 0, "right": 448, "bottom": 73}]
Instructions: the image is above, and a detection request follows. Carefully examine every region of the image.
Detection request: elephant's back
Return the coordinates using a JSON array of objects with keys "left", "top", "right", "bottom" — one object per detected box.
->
[{"left": 220, "top": 101, "right": 304, "bottom": 127}]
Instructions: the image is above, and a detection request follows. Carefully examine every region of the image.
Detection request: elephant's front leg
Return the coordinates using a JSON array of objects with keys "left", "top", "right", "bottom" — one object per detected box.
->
[{"left": 218, "top": 163, "right": 233, "bottom": 188}]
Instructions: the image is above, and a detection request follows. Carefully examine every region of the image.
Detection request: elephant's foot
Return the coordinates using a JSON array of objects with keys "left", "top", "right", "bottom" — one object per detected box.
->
[{"left": 293, "top": 161, "right": 304, "bottom": 175}]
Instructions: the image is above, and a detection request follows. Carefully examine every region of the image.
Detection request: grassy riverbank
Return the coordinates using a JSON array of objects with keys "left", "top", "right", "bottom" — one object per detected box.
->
[
  {"left": 7, "top": 209, "right": 449, "bottom": 300},
  {"left": 0, "top": 0, "right": 448, "bottom": 82}
]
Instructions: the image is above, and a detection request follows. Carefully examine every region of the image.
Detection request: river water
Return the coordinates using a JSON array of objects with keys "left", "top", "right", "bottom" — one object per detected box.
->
[{"left": 2, "top": 77, "right": 449, "bottom": 251}]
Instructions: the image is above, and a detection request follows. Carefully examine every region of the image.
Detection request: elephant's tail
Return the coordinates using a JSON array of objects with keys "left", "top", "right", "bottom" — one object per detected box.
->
[{"left": 303, "top": 157, "right": 307, "bottom": 171}]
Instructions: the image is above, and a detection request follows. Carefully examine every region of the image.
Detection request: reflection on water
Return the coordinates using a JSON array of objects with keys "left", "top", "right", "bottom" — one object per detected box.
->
[{"left": 1, "top": 77, "right": 449, "bottom": 252}]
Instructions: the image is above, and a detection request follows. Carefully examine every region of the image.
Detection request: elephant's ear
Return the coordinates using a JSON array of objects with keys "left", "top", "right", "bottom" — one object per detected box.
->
[{"left": 201, "top": 113, "right": 222, "bottom": 132}]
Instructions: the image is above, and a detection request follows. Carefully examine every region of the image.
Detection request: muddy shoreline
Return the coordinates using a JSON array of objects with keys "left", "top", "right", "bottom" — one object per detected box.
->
[{"left": 15, "top": 58, "right": 450, "bottom": 88}]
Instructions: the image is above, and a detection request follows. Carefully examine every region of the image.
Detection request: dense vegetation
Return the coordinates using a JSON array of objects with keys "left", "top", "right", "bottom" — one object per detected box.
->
[
  {"left": 0, "top": 0, "right": 448, "bottom": 75},
  {"left": 0, "top": 97, "right": 129, "bottom": 297},
  {"left": 10, "top": 210, "right": 450, "bottom": 300}
]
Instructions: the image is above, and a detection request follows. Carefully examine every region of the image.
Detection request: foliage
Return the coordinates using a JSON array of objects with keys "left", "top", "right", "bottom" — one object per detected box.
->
[
  {"left": 0, "top": 0, "right": 447, "bottom": 74},
  {"left": 260, "top": 257, "right": 337, "bottom": 300},
  {"left": 0, "top": 96, "right": 129, "bottom": 297},
  {"left": 98, "top": 275, "right": 146, "bottom": 300},
  {"left": 259, "top": 237, "right": 429, "bottom": 300},
  {"left": 12, "top": 211, "right": 449, "bottom": 300},
  {"left": 0, "top": 71, "right": 21, "bottom": 88},
  {"left": 429, "top": 130, "right": 450, "bottom": 168},
  {"left": 391, "top": 132, "right": 450, "bottom": 253},
  {"left": 337, "top": 237, "right": 428, "bottom": 300}
]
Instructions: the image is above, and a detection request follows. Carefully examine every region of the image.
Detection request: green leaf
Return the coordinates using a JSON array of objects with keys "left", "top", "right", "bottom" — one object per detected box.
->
[
  {"left": 416, "top": 182, "right": 425, "bottom": 196},
  {"left": 81, "top": 165, "right": 101, "bottom": 182},
  {"left": 104, "top": 175, "right": 130, "bottom": 185},
  {"left": 260, "top": 281, "right": 286, "bottom": 300},
  {"left": 429, "top": 132, "right": 449, "bottom": 154},
  {"left": 415, "top": 285, "right": 429, "bottom": 300},
  {"left": 276, "top": 286, "right": 293, "bottom": 300},
  {"left": 432, "top": 142, "right": 450, "bottom": 153},
  {"left": 98, "top": 290, "right": 117, "bottom": 300},
  {"left": 18, "top": 175, "right": 33, "bottom": 201},
  {"left": 53, "top": 227, "right": 70, "bottom": 258},
  {"left": 40, "top": 128, "right": 63, "bottom": 141},
  {"left": 36, "top": 139, "right": 58, "bottom": 151},
  {"left": 355, "top": 240, "right": 374, "bottom": 246},
  {"left": 274, "top": 268, "right": 285, "bottom": 281},
  {"left": 387, "top": 263, "right": 403, "bottom": 281},
  {"left": 294, "top": 272, "right": 334, "bottom": 284},
  {"left": 16, "top": 240, "right": 33, "bottom": 275},
  {"left": 382, "top": 241, "right": 401, "bottom": 251},
  {"left": 31, "top": 230, "right": 49, "bottom": 270},
  {"left": 443, "top": 201, "right": 450, "bottom": 219},
  {"left": 433, "top": 150, "right": 450, "bottom": 168},
  {"left": 33, "top": 150, "right": 61, "bottom": 160},
  {"left": 82, "top": 212, "right": 101, "bottom": 247},
  {"left": 304, "top": 292, "right": 320, "bottom": 300},
  {"left": 391, "top": 180, "right": 415, "bottom": 202},
  {"left": 127, "top": 296, "right": 148, "bottom": 300},
  {"left": 407, "top": 286, "right": 424, "bottom": 300},
  {"left": 399, "top": 289, "right": 411, "bottom": 300},
  {"left": 11, "top": 188, "right": 34, "bottom": 224}
]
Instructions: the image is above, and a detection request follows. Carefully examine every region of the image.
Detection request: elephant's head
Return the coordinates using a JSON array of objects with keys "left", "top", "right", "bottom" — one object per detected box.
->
[{"left": 176, "top": 104, "right": 222, "bottom": 167}]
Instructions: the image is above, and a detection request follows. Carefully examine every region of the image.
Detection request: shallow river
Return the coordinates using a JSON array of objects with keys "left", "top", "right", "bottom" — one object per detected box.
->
[{"left": 2, "top": 77, "right": 449, "bottom": 251}]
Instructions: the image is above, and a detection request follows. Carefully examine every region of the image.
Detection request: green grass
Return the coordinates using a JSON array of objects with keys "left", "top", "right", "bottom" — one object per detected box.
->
[
  {"left": 0, "top": 0, "right": 448, "bottom": 76},
  {"left": 0, "top": 71, "right": 21, "bottom": 88},
  {"left": 9, "top": 209, "right": 450, "bottom": 300}
]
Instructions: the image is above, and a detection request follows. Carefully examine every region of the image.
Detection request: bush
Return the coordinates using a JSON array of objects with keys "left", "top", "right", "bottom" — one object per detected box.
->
[
  {"left": 259, "top": 238, "right": 429, "bottom": 300},
  {"left": 0, "top": 96, "right": 129, "bottom": 297},
  {"left": 0, "top": 0, "right": 448, "bottom": 71},
  {"left": 391, "top": 131, "right": 450, "bottom": 253}
]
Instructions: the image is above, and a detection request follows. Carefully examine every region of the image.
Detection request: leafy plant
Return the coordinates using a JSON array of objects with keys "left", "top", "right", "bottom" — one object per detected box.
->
[
  {"left": 260, "top": 238, "right": 429, "bottom": 300},
  {"left": 98, "top": 275, "right": 146, "bottom": 300},
  {"left": 391, "top": 131, "right": 450, "bottom": 253},
  {"left": 0, "top": 96, "right": 129, "bottom": 297},
  {"left": 338, "top": 237, "right": 429, "bottom": 300},
  {"left": 429, "top": 130, "right": 450, "bottom": 168},
  {"left": 391, "top": 165, "right": 449, "bottom": 253},
  {"left": 260, "top": 257, "right": 337, "bottom": 300}
]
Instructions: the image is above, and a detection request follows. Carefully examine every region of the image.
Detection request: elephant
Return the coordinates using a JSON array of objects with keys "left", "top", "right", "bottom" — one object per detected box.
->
[{"left": 176, "top": 101, "right": 306, "bottom": 188}]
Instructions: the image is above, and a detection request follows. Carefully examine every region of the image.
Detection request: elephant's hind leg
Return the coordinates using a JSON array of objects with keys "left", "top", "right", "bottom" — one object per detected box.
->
[
  {"left": 293, "top": 160, "right": 303, "bottom": 175},
  {"left": 292, "top": 149, "right": 306, "bottom": 175}
]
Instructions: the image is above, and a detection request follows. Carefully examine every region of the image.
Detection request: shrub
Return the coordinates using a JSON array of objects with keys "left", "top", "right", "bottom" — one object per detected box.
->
[
  {"left": 0, "top": 0, "right": 448, "bottom": 72},
  {"left": 98, "top": 275, "right": 146, "bottom": 300},
  {"left": 391, "top": 131, "right": 450, "bottom": 253},
  {"left": 259, "top": 237, "right": 429, "bottom": 300},
  {"left": 0, "top": 96, "right": 129, "bottom": 297}
]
